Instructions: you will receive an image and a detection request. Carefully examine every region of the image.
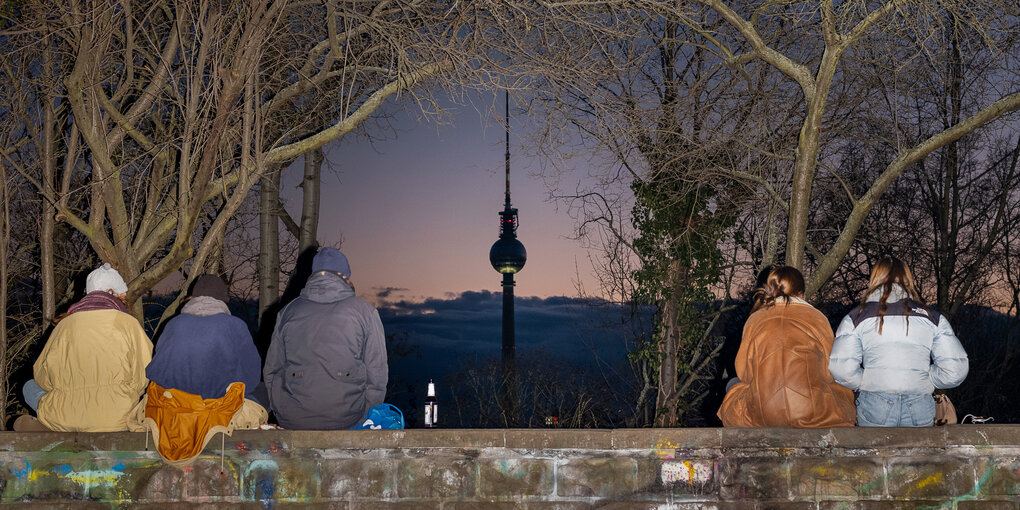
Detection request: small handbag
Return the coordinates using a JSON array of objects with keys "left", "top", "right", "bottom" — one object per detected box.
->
[
  {"left": 351, "top": 403, "right": 405, "bottom": 430},
  {"left": 934, "top": 392, "right": 957, "bottom": 426}
]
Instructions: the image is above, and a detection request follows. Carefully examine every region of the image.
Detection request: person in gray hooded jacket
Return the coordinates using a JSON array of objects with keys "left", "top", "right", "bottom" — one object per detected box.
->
[
  {"left": 263, "top": 247, "right": 388, "bottom": 429},
  {"left": 829, "top": 256, "right": 968, "bottom": 427}
]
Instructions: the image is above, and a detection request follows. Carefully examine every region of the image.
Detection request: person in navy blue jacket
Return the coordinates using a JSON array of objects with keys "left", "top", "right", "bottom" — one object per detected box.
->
[{"left": 146, "top": 274, "right": 263, "bottom": 404}]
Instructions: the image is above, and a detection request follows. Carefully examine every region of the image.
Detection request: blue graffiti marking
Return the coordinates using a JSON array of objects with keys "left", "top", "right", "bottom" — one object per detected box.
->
[
  {"left": 258, "top": 476, "right": 275, "bottom": 509},
  {"left": 12, "top": 462, "right": 29, "bottom": 480}
]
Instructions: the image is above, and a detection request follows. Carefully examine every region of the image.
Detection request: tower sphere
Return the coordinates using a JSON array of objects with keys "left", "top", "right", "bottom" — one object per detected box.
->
[{"left": 489, "top": 237, "right": 527, "bottom": 274}]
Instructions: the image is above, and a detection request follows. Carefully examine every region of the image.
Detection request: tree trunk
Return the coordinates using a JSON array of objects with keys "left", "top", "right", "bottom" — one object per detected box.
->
[
  {"left": 40, "top": 51, "right": 56, "bottom": 325},
  {"left": 654, "top": 297, "right": 679, "bottom": 427},
  {"left": 204, "top": 197, "right": 227, "bottom": 276},
  {"left": 206, "top": 221, "right": 225, "bottom": 276},
  {"left": 785, "top": 50, "right": 839, "bottom": 272},
  {"left": 0, "top": 158, "right": 9, "bottom": 429},
  {"left": 299, "top": 147, "right": 322, "bottom": 254},
  {"left": 258, "top": 169, "right": 282, "bottom": 326},
  {"left": 654, "top": 260, "right": 683, "bottom": 427},
  {"left": 937, "top": 26, "right": 964, "bottom": 313}
]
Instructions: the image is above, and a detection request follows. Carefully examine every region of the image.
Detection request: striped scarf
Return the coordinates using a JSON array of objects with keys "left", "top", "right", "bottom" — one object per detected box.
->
[{"left": 68, "top": 291, "right": 128, "bottom": 315}]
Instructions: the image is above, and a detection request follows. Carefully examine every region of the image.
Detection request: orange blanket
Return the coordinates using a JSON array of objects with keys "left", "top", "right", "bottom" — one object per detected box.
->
[{"left": 143, "top": 381, "right": 244, "bottom": 466}]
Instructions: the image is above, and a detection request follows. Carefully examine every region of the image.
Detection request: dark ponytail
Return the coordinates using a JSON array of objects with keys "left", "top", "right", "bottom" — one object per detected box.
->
[{"left": 752, "top": 266, "right": 806, "bottom": 312}]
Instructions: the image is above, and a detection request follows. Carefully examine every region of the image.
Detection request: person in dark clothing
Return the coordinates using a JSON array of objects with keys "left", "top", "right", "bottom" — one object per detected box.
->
[
  {"left": 146, "top": 274, "right": 263, "bottom": 404},
  {"left": 263, "top": 247, "right": 388, "bottom": 429}
]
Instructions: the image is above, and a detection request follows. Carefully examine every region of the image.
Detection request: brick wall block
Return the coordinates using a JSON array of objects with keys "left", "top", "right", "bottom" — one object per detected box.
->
[
  {"left": 718, "top": 457, "right": 791, "bottom": 500},
  {"left": 396, "top": 458, "right": 477, "bottom": 498},
  {"left": 556, "top": 457, "right": 637, "bottom": 498},
  {"left": 180, "top": 459, "right": 240, "bottom": 501},
  {"left": 957, "top": 501, "right": 1018, "bottom": 509},
  {"left": 478, "top": 458, "right": 554, "bottom": 498},
  {"left": 818, "top": 502, "right": 952, "bottom": 510},
  {"left": 1, "top": 455, "right": 96, "bottom": 502},
  {"left": 239, "top": 456, "right": 321, "bottom": 503},
  {"left": 524, "top": 501, "right": 594, "bottom": 509},
  {"left": 444, "top": 501, "right": 526, "bottom": 510},
  {"left": 974, "top": 456, "right": 1020, "bottom": 496},
  {"left": 595, "top": 503, "right": 756, "bottom": 510},
  {"left": 884, "top": 456, "right": 977, "bottom": 498},
  {"left": 789, "top": 456, "right": 885, "bottom": 500},
  {"left": 635, "top": 458, "right": 716, "bottom": 497},
  {"left": 123, "top": 460, "right": 183, "bottom": 502},
  {"left": 320, "top": 458, "right": 397, "bottom": 499}
]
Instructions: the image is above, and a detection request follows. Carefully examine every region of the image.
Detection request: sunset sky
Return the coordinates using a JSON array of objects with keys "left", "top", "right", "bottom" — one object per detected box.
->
[
  {"left": 273, "top": 98, "right": 641, "bottom": 421},
  {"left": 280, "top": 97, "right": 600, "bottom": 304}
]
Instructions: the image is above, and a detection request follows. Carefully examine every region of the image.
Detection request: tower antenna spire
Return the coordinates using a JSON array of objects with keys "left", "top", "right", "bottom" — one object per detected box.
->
[{"left": 505, "top": 90, "right": 511, "bottom": 207}]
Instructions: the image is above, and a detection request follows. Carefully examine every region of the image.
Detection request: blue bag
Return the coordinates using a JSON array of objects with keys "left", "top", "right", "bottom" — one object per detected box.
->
[{"left": 351, "top": 403, "right": 404, "bottom": 430}]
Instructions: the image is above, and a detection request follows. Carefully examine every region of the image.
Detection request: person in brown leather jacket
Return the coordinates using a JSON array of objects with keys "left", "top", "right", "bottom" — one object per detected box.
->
[{"left": 717, "top": 266, "right": 856, "bottom": 428}]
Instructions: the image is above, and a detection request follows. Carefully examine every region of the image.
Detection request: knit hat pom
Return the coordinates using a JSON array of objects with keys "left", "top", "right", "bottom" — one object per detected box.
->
[{"left": 85, "top": 263, "right": 128, "bottom": 295}]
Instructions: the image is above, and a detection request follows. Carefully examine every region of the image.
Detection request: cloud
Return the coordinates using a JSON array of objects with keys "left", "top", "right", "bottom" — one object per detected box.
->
[{"left": 373, "top": 286, "right": 410, "bottom": 299}]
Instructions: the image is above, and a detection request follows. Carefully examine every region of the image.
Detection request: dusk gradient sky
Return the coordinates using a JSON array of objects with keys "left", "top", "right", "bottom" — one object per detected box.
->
[{"left": 280, "top": 98, "right": 598, "bottom": 304}]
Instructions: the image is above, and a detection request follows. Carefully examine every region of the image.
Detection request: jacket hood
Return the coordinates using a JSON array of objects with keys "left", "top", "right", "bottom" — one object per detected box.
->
[
  {"left": 866, "top": 283, "right": 910, "bottom": 303},
  {"left": 300, "top": 271, "right": 355, "bottom": 303},
  {"left": 181, "top": 296, "right": 231, "bottom": 316}
]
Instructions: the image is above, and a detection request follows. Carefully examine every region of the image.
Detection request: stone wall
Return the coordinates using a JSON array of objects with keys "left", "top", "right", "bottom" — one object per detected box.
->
[{"left": 0, "top": 426, "right": 1018, "bottom": 508}]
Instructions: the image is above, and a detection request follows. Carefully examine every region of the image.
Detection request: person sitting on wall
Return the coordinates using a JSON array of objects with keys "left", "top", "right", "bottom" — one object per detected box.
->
[
  {"left": 264, "top": 247, "right": 388, "bottom": 429},
  {"left": 145, "top": 274, "right": 263, "bottom": 405},
  {"left": 131, "top": 274, "right": 267, "bottom": 467},
  {"left": 829, "top": 256, "right": 968, "bottom": 427},
  {"left": 22, "top": 263, "right": 152, "bottom": 432},
  {"left": 717, "top": 266, "right": 856, "bottom": 428}
]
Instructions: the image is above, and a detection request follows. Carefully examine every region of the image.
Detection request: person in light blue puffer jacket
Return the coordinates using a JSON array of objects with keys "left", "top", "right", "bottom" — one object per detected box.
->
[{"left": 829, "top": 256, "right": 968, "bottom": 427}]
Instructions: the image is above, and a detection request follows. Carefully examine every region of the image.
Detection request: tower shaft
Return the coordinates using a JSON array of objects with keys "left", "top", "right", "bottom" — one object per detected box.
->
[{"left": 501, "top": 273, "right": 516, "bottom": 370}]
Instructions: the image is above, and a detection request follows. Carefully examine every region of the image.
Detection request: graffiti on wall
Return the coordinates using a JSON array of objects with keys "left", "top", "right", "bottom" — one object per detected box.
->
[
  {"left": 7, "top": 459, "right": 139, "bottom": 502},
  {"left": 0, "top": 433, "right": 1018, "bottom": 506},
  {"left": 661, "top": 460, "right": 713, "bottom": 485}
]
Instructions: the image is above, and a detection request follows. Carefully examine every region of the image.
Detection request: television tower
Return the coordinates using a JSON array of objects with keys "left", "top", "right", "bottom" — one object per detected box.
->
[{"left": 488, "top": 92, "right": 526, "bottom": 420}]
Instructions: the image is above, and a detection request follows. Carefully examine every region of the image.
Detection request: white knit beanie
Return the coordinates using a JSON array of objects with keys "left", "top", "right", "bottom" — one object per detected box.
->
[{"left": 85, "top": 263, "right": 128, "bottom": 295}]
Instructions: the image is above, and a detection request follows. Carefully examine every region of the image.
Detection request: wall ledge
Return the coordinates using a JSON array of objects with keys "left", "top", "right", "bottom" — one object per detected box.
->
[
  {"left": 2, "top": 425, "right": 1015, "bottom": 451},
  {"left": 1, "top": 426, "right": 1017, "bottom": 507}
]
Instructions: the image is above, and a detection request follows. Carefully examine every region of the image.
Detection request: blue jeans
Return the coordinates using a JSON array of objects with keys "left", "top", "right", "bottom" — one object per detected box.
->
[
  {"left": 857, "top": 391, "right": 935, "bottom": 427},
  {"left": 23, "top": 379, "right": 46, "bottom": 412}
]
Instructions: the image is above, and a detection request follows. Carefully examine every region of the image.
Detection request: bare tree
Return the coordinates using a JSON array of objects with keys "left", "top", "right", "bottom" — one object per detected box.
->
[
  {"left": 1, "top": 0, "right": 478, "bottom": 324},
  {"left": 802, "top": 10, "right": 1020, "bottom": 318},
  {"left": 676, "top": 0, "right": 1020, "bottom": 295},
  {"left": 513, "top": 1, "right": 1018, "bottom": 424},
  {"left": 521, "top": 10, "right": 780, "bottom": 426}
]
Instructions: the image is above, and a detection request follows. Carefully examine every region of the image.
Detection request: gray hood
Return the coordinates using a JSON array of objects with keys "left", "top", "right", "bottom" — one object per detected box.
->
[
  {"left": 300, "top": 271, "right": 355, "bottom": 303},
  {"left": 181, "top": 295, "right": 231, "bottom": 316},
  {"left": 866, "top": 283, "right": 910, "bottom": 303}
]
